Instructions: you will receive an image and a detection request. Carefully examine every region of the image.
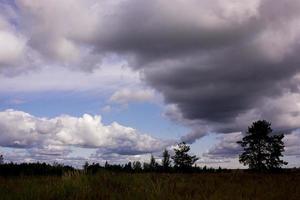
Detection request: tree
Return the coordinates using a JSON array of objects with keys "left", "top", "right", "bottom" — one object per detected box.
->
[
  {"left": 237, "top": 120, "right": 287, "bottom": 171},
  {"left": 0, "top": 155, "right": 3, "bottom": 165},
  {"left": 133, "top": 161, "right": 142, "bottom": 171},
  {"left": 105, "top": 161, "right": 109, "bottom": 169},
  {"left": 123, "top": 162, "right": 132, "bottom": 171},
  {"left": 162, "top": 149, "right": 171, "bottom": 170},
  {"left": 83, "top": 161, "right": 89, "bottom": 172},
  {"left": 171, "top": 142, "right": 198, "bottom": 169},
  {"left": 143, "top": 162, "right": 150, "bottom": 171},
  {"left": 149, "top": 154, "right": 158, "bottom": 171}
]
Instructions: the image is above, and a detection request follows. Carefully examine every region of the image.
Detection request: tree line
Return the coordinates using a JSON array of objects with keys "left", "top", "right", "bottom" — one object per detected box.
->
[
  {"left": 83, "top": 142, "right": 220, "bottom": 174},
  {"left": 84, "top": 120, "right": 289, "bottom": 173},
  {"left": 0, "top": 142, "right": 229, "bottom": 176},
  {"left": 0, "top": 120, "right": 290, "bottom": 175},
  {"left": 0, "top": 162, "right": 75, "bottom": 176}
]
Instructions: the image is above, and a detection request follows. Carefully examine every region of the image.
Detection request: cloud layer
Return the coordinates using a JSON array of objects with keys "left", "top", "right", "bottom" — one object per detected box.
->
[{"left": 1, "top": 0, "right": 300, "bottom": 144}]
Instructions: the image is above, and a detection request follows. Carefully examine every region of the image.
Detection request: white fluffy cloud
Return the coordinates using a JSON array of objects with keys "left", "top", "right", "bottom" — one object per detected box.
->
[{"left": 0, "top": 109, "right": 170, "bottom": 154}]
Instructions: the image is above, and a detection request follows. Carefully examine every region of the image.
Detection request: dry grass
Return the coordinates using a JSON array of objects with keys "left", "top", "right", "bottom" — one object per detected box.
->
[{"left": 0, "top": 171, "right": 299, "bottom": 200}]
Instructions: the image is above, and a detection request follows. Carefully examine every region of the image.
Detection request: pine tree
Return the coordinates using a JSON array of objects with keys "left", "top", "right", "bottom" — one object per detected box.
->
[
  {"left": 237, "top": 120, "right": 287, "bottom": 171},
  {"left": 162, "top": 149, "right": 171, "bottom": 170},
  {"left": 83, "top": 161, "right": 89, "bottom": 172},
  {"left": 105, "top": 161, "right": 109, "bottom": 169},
  {"left": 149, "top": 154, "right": 158, "bottom": 171},
  {"left": 171, "top": 142, "right": 198, "bottom": 170}
]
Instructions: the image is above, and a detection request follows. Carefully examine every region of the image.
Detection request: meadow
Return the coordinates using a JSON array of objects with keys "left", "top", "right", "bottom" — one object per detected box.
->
[{"left": 0, "top": 171, "right": 299, "bottom": 200}]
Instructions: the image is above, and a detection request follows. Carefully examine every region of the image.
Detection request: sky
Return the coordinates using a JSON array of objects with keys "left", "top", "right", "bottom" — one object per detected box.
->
[{"left": 0, "top": 0, "right": 300, "bottom": 168}]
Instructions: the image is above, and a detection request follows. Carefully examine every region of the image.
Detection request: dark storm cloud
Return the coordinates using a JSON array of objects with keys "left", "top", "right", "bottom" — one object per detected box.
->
[
  {"left": 95, "top": 0, "right": 262, "bottom": 65},
  {"left": 145, "top": 48, "right": 300, "bottom": 123},
  {"left": 90, "top": 0, "right": 300, "bottom": 141}
]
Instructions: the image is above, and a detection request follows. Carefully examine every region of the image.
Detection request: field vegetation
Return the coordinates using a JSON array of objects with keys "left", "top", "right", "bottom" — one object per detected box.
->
[{"left": 0, "top": 170, "right": 300, "bottom": 200}]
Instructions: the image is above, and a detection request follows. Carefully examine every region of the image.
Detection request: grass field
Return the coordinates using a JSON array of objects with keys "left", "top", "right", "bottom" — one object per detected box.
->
[{"left": 0, "top": 171, "right": 299, "bottom": 200}]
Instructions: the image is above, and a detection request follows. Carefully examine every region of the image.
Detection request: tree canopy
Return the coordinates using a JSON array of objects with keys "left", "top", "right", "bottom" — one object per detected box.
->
[
  {"left": 172, "top": 142, "right": 198, "bottom": 169},
  {"left": 237, "top": 120, "right": 287, "bottom": 171}
]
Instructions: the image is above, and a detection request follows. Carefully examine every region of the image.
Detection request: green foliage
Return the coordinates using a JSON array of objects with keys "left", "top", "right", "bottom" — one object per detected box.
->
[
  {"left": 238, "top": 120, "right": 287, "bottom": 171},
  {"left": 171, "top": 142, "right": 198, "bottom": 170}
]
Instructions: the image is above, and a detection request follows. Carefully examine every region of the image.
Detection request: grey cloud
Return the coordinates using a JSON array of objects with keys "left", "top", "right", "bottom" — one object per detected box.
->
[
  {"left": 284, "top": 130, "right": 300, "bottom": 157},
  {"left": 2, "top": 0, "right": 300, "bottom": 142},
  {"left": 90, "top": 0, "right": 300, "bottom": 141},
  {"left": 109, "top": 88, "right": 156, "bottom": 105},
  {"left": 203, "top": 132, "right": 242, "bottom": 159},
  {"left": 94, "top": 0, "right": 262, "bottom": 64},
  {"left": 1, "top": 147, "right": 89, "bottom": 168},
  {"left": 205, "top": 130, "right": 300, "bottom": 160}
]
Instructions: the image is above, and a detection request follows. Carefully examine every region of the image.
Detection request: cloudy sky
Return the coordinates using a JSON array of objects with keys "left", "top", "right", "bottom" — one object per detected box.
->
[{"left": 0, "top": 0, "right": 300, "bottom": 168}]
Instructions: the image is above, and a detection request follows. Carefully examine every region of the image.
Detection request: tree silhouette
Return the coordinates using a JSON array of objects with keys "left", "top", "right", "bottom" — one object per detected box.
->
[
  {"left": 133, "top": 161, "right": 142, "bottom": 172},
  {"left": 105, "top": 161, "right": 109, "bottom": 169},
  {"left": 162, "top": 149, "right": 171, "bottom": 170},
  {"left": 83, "top": 161, "right": 89, "bottom": 172},
  {"left": 0, "top": 155, "right": 3, "bottom": 165},
  {"left": 123, "top": 162, "right": 132, "bottom": 171},
  {"left": 237, "top": 120, "right": 287, "bottom": 171},
  {"left": 172, "top": 142, "right": 198, "bottom": 170},
  {"left": 149, "top": 154, "right": 158, "bottom": 171}
]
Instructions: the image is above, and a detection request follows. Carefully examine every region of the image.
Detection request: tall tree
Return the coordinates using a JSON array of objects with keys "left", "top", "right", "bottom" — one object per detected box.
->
[
  {"left": 0, "top": 155, "right": 3, "bottom": 165},
  {"left": 237, "top": 120, "right": 287, "bottom": 171},
  {"left": 171, "top": 142, "right": 198, "bottom": 169},
  {"left": 162, "top": 149, "right": 171, "bottom": 170},
  {"left": 83, "top": 161, "right": 89, "bottom": 172},
  {"left": 149, "top": 154, "right": 158, "bottom": 171}
]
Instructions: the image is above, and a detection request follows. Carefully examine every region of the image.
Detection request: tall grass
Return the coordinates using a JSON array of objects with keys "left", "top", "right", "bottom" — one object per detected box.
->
[{"left": 0, "top": 171, "right": 299, "bottom": 200}]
